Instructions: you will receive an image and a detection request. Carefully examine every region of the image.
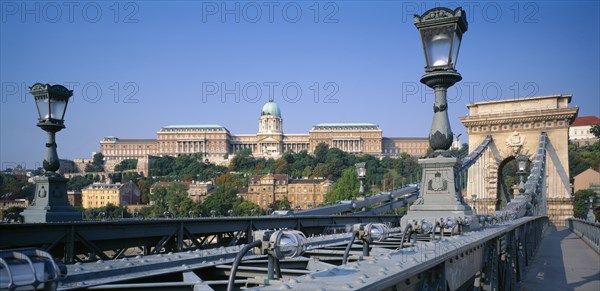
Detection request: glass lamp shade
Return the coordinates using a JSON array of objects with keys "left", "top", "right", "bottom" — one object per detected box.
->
[
  {"left": 421, "top": 25, "right": 461, "bottom": 68},
  {"left": 414, "top": 7, "right": 468, "bottom": 71},
  {"left": 355, "top": 162, "right": 366, "bottom": 178},
  {"left": 516, "top": 155, "right": 529, "bottom": 172},
  {"left": 29, "top": 83, "right": 73, "bottom": 122},
  {"left": 35, "top": 97, "right": 68, "bottom": 121},
  {"left": 518, "top": 159, "right": 527, "bottom": 172},
  {"left": 358, "top": 168, "right": 366, "bottom": 177}
]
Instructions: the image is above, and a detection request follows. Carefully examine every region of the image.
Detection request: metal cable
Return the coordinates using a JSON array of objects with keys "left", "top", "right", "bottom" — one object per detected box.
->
[
  {"left": 342, "top": 231, "right": 358, "bottom": 264},
  {"left": 227, "top": 240, "right": 262, "bottom": 291}
]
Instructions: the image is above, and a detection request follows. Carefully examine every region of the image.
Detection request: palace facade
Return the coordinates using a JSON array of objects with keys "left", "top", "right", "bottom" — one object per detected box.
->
[{"left": 99, "top": 100, "right": 429, "bottom": 173}]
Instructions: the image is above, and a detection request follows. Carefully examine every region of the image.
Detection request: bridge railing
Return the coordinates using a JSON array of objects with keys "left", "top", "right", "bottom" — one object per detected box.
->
[
  {"left": 458, "top": 135, "right": 492, "bottom": 173},
  {"left": 566, "top": 218, "right": 600, "bottom": 254},
  {"left": 258, "top": 216, "right": 549, "bottom": 291}
]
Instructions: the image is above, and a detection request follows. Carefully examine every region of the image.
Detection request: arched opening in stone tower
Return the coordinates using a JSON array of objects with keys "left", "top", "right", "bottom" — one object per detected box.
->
[{"left": 496, "top": 156, "right": 531, "bottom": 210}]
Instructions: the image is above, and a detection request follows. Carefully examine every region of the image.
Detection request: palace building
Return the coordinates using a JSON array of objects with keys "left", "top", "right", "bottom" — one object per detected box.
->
[
  {"left": 237, "top": 174, "right": 332, "bottom": 210},
  {"left": 81, "top": 181, "right": 141, "bottom": 209},
  {"left": 99, "top": 99, "right": 429, "bottom": 173}
]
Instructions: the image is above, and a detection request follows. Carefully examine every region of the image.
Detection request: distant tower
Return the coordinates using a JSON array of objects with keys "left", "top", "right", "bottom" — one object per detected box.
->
[{"left": 257, "top": 98, "right": 283, "bottom": 155}]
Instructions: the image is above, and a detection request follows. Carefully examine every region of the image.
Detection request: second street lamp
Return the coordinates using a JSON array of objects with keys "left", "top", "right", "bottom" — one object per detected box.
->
[
  {"left": 355, "top": 162, "right": 366, "bottom": 199},
  {"left": 516, "top": 155, "right": 529, "bottom": 195},
  {"left": 587, "top": 196, "right": 596, "bottom": 223}
]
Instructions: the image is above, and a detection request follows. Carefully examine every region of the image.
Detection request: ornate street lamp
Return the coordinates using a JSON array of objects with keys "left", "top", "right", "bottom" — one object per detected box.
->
[
  {"left": 471, "top": 194, "right": 477, "bottom": 214},
  {"left": 21, "top": 83, "right": 82, "bottom": 223},
  {"left": 355, "top": 162, "right": 366, "bottom": 199},
  {"left": 414, "top": 7, "right": 467, "bottom": 154},
  {"left": 587, "top": 196, "right": 596, "bottom": 222},
  {"left": 401, "top": 7, "right": 475, "bottom": 230},
  {"left": 516, "top": 155, "right": 529, "bottom": 195}
]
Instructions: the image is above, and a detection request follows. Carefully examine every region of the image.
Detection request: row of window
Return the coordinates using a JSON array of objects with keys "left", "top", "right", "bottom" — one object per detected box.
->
[
  {"left": 158, "top": 134, "right": 227, "bottom": 139},
  {"left": 102, "top": 150, "right": 150, "bottom": 156},
  {"left": 102, "top": 144, "right": 154, "bottom": 149},
  {"left": 572, "top": 129, "right": 591, "bottom": 135},
  {"left": 312, "top": 126, "right": 380, "bottom": 131},
  {"left": 312, "top": 132, "right": 381, "bottom": 138},
  {"left": 160, "top": 128, "right": 226, "bottom": 133}
]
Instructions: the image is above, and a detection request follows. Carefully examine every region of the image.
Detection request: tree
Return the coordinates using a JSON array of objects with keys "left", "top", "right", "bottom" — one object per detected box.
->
[
  {"left": 215, "top": 173, "right": 246, "bottom": 189},
  {"left": 114, "top": 159, "right": 138, "bottom": 171},
  {"left": 314, "top": 143, "right": 329, "bottom": 164},
  {"left": 325, "top": 167, "right": 359, "bottom": 203},
  {"left": 83, "top": 203, "right": 129, "bottom": 219},
  {"left": 150, "top": 156, "right": 175, "bottom": 177},
  {"left": 270, "top": 196, "right": 291, "bottom": 210},
  {"left": 0, "top": 206, "right": 24, "bottom": 221},
  {"left": 136, "top": 179, "right": 151, "bottom": 204},
  {"left": 382, "top": 170, "right": 400, "bottom": 192},
  {"left": 590, "top": 124, "right": 600, "bottom": 138},
  {"left": 67, "top": 175, "right": 94, "bottom": 191},
  {"left": 201, "top": 185, "right": 239, "bottom": 216},
  {"left": 165, "top": 182, "right": 193, "bottom": 216},
  {"left": 573, "top": 189, "right": 597, "bottom": 219},
  {"left": 569, "top": 142, "right": 600, "bottom": 178},
  {"left": 302, "top": 166, "right": 313, "bottom": 178},
  {"left": 85, "top": 153, "right": 105, "bottom": 172},
  {"left": 233, "top": 201, "right": 263, "bottom": 216},
  {"left": 93, "top": 152, "right": 104, "bottom": 165},
  {"left": 312, "top": 163, "right": 330, "bottom": 179},
  {"left": 229, "top": 149, "right": 255, "bottom": 172},
  {"left": 274, "top": 158, "right": 290, "bottom": 174}
]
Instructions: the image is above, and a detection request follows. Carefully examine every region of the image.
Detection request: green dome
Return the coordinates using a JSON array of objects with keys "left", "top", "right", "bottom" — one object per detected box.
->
[{"left": 261, "top": 100, "right": 281, "bottom": 117}]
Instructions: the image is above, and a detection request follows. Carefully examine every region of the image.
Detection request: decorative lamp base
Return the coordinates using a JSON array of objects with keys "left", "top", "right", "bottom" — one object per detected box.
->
[
  {"left": 21, "top": 175, "right": 82, "bottom": 223},
  {"left": 401, "top": 156, "right": 478, "bottom": 230}
]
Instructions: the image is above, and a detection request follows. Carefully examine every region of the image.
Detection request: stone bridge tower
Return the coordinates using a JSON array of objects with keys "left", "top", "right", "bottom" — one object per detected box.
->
[{"left": 460, "top": 94, "right": 578, "bottom": 226}]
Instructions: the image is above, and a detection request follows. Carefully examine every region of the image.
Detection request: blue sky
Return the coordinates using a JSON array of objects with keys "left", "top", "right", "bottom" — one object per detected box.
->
[{"left": 1, "top": 1, "right": 599, "bottom": 169}]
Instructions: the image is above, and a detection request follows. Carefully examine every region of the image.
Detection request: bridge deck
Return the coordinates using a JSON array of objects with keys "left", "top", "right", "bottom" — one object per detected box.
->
[{"left": 521, "top": 225, "right": 600, "bottom": 290}]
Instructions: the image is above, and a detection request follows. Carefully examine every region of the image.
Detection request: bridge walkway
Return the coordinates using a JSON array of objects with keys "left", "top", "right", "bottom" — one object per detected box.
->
[{"left": 521, "top": 225, "right": 600, "bottom": 290}]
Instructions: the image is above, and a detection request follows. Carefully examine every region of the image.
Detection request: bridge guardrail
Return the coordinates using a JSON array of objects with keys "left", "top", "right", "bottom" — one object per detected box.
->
[{"left": 566, "top": 218, "right": 600, "bottom": 254}]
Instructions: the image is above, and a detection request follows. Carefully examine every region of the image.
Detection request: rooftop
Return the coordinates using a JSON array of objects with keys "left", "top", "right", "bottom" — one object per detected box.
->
[
  {"left": 289, "top": 178, "right": 328, "bottom": 184},
  {"left": 311, "top": 123, "right": 381, "bottom": 131},
  {"left": 313, "top": 123, "right": 378, "bottom": 127},
  {"left": 384, "top": 137, "right": 429, "bottom": 141},
  {"left": 261, "top": 100, "right": 282, "bottom": 117},
  {"left": 162, "top": 125, "right": 226, "bottom": 129},
  {"left": 85, "top": 183, "right": 123, "bottom": 190},
  {"left": 572, "top": 116, "right": 600, "bottom": 126},
  {"left": 102, "top": 138, "right": 157, "bottom": 143},
  {"left": 466, "top": 94, "right": 573, "bottom": 107}
]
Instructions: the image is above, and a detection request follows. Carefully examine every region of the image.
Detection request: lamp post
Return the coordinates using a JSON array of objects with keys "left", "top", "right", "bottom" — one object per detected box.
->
[
  {"left": 516, "top": 155, "right": 529, "bottom": 197},
  {"left": 21, "top": 83, "right": 82, "bottom": 223},
  {"left": 587, "top": 196, "right": 596, "bottom": 223},
  {"left": 471, "top": 194, "right": 477, "bottom": 214},
  {"left": 416, "top": 7, "right": 467, "bottom": 155},
  {"left": 401, "top": 7, "right": 476, "bottom": 230},
  {"left": 355, "top": 162, "right": 366, "bottom": 200}
]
